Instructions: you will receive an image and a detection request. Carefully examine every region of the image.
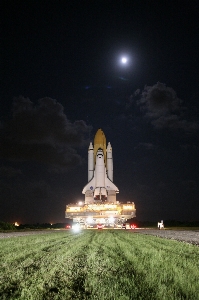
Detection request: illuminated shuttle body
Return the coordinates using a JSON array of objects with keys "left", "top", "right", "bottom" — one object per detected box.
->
[
  {"left": 65, "top": 129, "right": 136, "bottom": 226},
  {"left": 82, "top": 129, "right": 119, "bottom": 203}
]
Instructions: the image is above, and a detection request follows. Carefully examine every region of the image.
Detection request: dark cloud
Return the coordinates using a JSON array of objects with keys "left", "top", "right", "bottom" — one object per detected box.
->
[
  {"left": 180, "top": 180, "right": 197, "bottom": 190},
  {"left": 0, "top": 96, "right": 91, "bottom": 171},
  {"left": 0, "top": 177, "right": 59, "bottom": 223},
  {"left": 180, "top": 144, "right": 199, "bottom": 151},
  {"left": 0, "top": 166, "right": 22, "bottom": 178},
  {"left": 138, "top": 82, "right": 182, "bottom": 117},
  {"left": 136, "top": 82, "right": 199, "bottom": 132},
  {"left": 134, "top": 142, "right": 155, "bottom": 151},
  {"left": 151, "top": 115, "right": 199, "bottom": 131}
]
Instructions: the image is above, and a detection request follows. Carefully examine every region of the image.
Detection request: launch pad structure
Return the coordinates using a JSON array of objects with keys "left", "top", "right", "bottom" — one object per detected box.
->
[{"left": 65, "top": 129, "right": 136, "bottom": 228}]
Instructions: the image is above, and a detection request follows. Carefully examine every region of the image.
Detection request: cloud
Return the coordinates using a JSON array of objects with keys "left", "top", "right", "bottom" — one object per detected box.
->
[
  {"left": 151, "top": 115, "right": 199, "bottom": 131},
  {"left": 180, "top": 180, "right": 197, "bottom": 190},
  {"left": 136, "top": 82, "right": 199, "bottom": 132},
  {"left": 0, "top": 166, "right": 22, "bottom": 178},
  {"left": 0, "top": 177, "right": 58, "bottom": 223},
  {"left": 180, "top": 144, "right": 199, "bottom": 151},
  {"left": 0, "top": 96, "right": 91, "bottom": 171},
  {"left": 138, "top": 82, "right": 182, "bottom": 117},
  {"left": 134, "top": 142, "right": 155, "bottom": 151}
]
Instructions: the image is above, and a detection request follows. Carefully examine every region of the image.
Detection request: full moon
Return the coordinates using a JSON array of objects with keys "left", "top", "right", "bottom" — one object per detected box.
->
[{"left": 121, "top": 57, "right": 127, "bottom": 64}]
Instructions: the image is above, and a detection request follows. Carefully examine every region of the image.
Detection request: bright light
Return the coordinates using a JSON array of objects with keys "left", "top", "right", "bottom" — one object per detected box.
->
[
  {"left": 123, "top": 205, "right": 133, "bottom": 210},
  {"left": 121, "top": 57, "right": 127, "bottom": 64},
  {"left": 130, "top": 224, "right": 137, "bottom": 229},
  {"left": 69, "top": 206, "right": 81, "bottom": 211},
  {"left": 117, "top": 53, "right": 133, "bottom": 68},
  {"left": 109, "top": 217, "right": 115, "bottom": 223},
  {"left": 72, "top": 223, "right": 80, "bottom": 232},
  {"left": 97, "top": 224, "right": 104, "bottom": 229},
  {"left": 78, "top": 201, "right": 83, "bottom": 206},
  {"left": 14, "top": 222, "right": 19, "bottom": 227},
  {"left": 87, "top": 217, "right": 93, "bottom": 224}
]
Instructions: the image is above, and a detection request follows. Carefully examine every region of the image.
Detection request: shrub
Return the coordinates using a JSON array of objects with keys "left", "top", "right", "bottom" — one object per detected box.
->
[{"left": 0, "top": 221, "right": 16, "bottom": 230}]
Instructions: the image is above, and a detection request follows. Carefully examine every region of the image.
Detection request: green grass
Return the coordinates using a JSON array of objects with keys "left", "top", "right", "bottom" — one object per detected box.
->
[{"left": 0, "top": 230, "right": 199, "bottom": 299}]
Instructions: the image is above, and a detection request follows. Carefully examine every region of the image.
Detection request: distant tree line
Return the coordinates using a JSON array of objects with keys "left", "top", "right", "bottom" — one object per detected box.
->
[
  {"left": 163, "top": 220, "right": 199, "bottom": 227},
  {"left": 0, "top": 222, "right": 72, "bottom": 231},
  {"left": 132, "top": 219, "right": 199, "bottom": 227},
  {"left": 1, "top": 220, "right": 199, "bottom": 231},
  {"left": 17, "top": 223, "right": 71, "bottom": 230},
  {"left": 0, "top": 221, "right": 16, "bottom": 230}
]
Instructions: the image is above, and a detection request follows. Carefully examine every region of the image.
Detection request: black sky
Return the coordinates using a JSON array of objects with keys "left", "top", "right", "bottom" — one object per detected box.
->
[{"left": 1, "top": 1, "right": 199, "bottom": 223}]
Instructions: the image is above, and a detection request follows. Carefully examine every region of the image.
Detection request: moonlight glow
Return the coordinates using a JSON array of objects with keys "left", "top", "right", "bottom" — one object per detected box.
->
[{"left": 121, "top": 57, "right": 127, "bottom": 64}]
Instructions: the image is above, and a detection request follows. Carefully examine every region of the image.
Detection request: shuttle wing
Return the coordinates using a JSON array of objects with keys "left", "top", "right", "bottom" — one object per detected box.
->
[
  {"left": 105, "top": 176, "right": 119, "bottom": 193},
  {"left": 82, "top": 176, "right": 95, "bottom": 194}
]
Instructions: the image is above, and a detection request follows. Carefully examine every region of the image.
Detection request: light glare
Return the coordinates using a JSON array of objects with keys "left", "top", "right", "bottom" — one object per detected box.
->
[
  {"left": 72, "top": 223, "right": 80, "bottom": 232},
  {"left": 87, "top": 217, "right": 93, "bottom": 224},
  {"left": 121, "top": 57, "right": 127, "bottom": 63},
  {"left": 109, "top": 216, "right": 115, "bottom": 223}
]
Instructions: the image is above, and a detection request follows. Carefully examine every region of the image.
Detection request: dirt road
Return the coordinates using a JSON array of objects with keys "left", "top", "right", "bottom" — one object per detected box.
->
[{"left": 135, "top": 229, "right": 199, "bottom": 246}]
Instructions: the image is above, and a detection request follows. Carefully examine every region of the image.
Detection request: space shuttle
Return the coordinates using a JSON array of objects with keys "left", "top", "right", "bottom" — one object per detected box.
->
[{"left": 82, "top": 129, "right": 119, "bottom": 204}]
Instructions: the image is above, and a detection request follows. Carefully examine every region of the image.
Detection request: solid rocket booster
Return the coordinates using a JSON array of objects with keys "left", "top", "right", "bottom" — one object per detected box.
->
[
  {"left": 107, "top": 142, "right": 113, "bottom": 182},
  {"left": 82, "top": 129, "right": 119, "bottom": 203},
  {"left": 88, "top": 142, "right": 94, "bottom": 181}
]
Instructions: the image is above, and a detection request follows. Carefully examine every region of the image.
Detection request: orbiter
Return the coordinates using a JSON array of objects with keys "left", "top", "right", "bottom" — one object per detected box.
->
[
  {"left": 65, "top": 128, "right": 136, "bottom": 226},
  {"left": 82, "top": 129, "right": 119, "bottom": 204}
]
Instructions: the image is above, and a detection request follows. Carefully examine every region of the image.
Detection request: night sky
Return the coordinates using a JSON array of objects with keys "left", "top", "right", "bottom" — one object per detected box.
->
[{"left": 1, "top": 1, "right": 199, "bottom": 223}]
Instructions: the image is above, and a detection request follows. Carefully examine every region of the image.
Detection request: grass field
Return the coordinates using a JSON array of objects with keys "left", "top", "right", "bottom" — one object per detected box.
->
[{"left": 0, "top": 230, "right": 199, "bottom": 300}]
